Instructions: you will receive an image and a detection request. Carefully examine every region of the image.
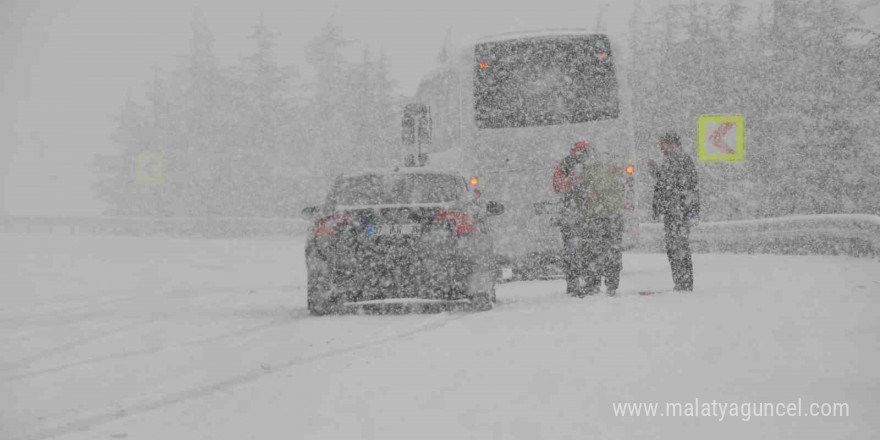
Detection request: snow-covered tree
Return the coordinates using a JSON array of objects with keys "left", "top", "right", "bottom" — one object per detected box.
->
[
  {"left": 626, "top": 0, "right": 879, "bottom": 219},
  {"left": 96, "top": 9, "right": 400, "bottom": 218}
]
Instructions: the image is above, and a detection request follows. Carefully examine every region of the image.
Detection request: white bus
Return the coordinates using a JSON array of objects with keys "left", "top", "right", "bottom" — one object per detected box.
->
[{"left": 410, "top": 29, "right": 639, "bottom": 271}]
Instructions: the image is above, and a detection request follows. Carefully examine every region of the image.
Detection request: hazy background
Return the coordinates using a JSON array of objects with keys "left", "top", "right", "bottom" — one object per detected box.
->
[{"left": 1, "top": 0, "right": 878, "bottom": 216}]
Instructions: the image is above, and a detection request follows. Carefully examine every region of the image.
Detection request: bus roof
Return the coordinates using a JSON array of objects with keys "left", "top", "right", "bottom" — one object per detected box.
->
[{"left": 474, "top": 29, "right": 604, "bottom": 44}]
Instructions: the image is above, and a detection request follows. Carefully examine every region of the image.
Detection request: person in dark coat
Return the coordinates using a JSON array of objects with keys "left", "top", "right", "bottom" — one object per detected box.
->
[
  {"left": 553, "top": 141, "right": 626, "bottom": 297},
  {"left": 651, "top": 132, "right": 700, "bottom": 291}
]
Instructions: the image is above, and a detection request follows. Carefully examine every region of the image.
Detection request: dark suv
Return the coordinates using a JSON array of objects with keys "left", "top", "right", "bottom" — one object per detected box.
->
[{"left": 302, "top": 167, "right": 505, "bottom": 315}]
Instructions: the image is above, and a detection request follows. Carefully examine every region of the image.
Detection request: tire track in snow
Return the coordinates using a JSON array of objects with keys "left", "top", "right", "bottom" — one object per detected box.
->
[
  {"left": 0, "top": 319, "right": 151, "bottom": 373},
  {"left": 0, "top": 284, "right": 299, "bottom": 325},
  {"left": 7, "top": 296, "right": 523, "bottom": 382},
  {"left": 0, "top": 310, "right": 308, "bottom": 382},
  {"left": 0, "top": 293, "right": 144, "bottom": 323},
  {"left": 0, "top": 286, "right": 297, "bottom": 373},
  {"left": 13, "top": 311, "right": 472, "bottom": 440}
]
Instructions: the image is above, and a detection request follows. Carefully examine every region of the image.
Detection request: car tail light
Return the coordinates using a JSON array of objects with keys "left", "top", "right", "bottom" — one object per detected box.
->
[
  {"left": 313, "top": 214, "right": 353, "bottom": 237},
  {"left": 434, "top": 211, "right": 480, "bottom": 236}
]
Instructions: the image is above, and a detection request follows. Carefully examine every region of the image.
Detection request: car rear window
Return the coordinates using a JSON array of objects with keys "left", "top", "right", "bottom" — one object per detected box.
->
[{"left": 330, "top": 173, "right": 463, "bottom": 205}]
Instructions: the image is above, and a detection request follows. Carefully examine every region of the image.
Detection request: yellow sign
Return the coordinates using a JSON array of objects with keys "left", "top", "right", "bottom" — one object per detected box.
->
[
  {"left": 697, "top": 115, "right": 745, "bottom": 162},
  {"left": 136, "top": 152, "right": 164, "bottom": 184}
]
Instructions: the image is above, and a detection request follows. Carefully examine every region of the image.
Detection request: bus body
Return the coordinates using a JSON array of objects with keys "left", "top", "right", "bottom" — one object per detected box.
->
[{"left": 412, "top": 29, "right": 638, "bottom": 264}]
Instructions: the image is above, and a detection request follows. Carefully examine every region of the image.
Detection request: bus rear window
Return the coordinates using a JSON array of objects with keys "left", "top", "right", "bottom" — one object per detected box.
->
[{"left": 474, "top": 34, "right": 620, "bottom": 129}]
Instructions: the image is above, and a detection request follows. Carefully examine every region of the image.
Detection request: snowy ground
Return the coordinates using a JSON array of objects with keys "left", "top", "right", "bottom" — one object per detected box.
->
[{"left": 2, "top": 233, "right": 879, "bottom": 440}]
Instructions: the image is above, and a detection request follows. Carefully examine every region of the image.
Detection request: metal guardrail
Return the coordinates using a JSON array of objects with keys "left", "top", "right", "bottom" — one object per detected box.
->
[
  {"left": 2, "top": 214, "right": 878, "bottom": 259},
  {"left": 633, "top": 214, "right": 880, "bottom": 259},
  {"left": 497, "top": 213, "right": 880, "bottom": 282}
]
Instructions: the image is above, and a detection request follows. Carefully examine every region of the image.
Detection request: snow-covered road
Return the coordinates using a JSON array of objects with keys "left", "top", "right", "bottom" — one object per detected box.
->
[{"left": 2, "top": 233, "right": 878, "bottom": 439}]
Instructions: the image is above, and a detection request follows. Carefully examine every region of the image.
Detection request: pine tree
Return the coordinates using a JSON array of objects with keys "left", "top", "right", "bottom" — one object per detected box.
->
[
  {"left": 628, "top": 0, "right": 879, "bottom": 218},
  {"left": 95, "top": 8, "right": 237, "bottom": 218},
  {"left": 372, "top": 47, "right": 399, "bottom": 161},
  {"left": 174, "top": 7, "right": 232, "bottom": 217},
  {"left": 304, "top": 16, "right": 356, "bottom": 177},
  {"left": 764, "top": 0, "right": 872, "bottom": 214},
  {"left": 231, "top": 14, "right": 301, "bottom": 216},
  {"left": 346, "top": 46, "right": 399, "bottom": 170},
  {"left": 93, "top": 93, "right": 155, "bottom": 216}
]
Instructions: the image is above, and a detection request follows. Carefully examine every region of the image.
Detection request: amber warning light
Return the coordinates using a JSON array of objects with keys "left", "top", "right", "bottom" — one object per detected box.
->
[
  {"left": 469, "top": 177, "right": 479, "bottom": 186},
  {"left": 478, "top": 61, "right": 490, "bottom": 69},
  {"left": 626, "top": 165, "right": 634, "bottom": 174}
]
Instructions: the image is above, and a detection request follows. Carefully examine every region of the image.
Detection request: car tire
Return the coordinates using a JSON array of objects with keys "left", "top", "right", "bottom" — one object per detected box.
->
[
  {"left": 307, "top": 293, "right": 331, "bottom": 316},
  {"left": 471, "top": 287, "right": 495, "bottom": 311},
  {"left": 565, "top": 274, "right": 579, "bottom": 296},
  {"left": 306, "top": 268, "right": 333, "bottom": 316}
]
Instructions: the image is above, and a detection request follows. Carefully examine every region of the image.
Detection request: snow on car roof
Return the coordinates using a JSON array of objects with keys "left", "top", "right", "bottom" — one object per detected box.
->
[{"left": 337, "top": 165, "right": 467, "bottom": 180}]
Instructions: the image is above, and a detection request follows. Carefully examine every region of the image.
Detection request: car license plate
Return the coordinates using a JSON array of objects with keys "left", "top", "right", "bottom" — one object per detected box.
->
[{"left": 368, "top": 223, "right": 421, "bottom": 237}]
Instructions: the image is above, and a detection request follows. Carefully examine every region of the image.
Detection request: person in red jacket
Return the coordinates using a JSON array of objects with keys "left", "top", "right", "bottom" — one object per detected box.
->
[
  {"left": 552, "top": 141, "right": 625, "bottom": 297},
  {"left": 554, "top": 141, "right": 591, "bottom": 296},
  {"left": 552, "top": 141, "right": 588, "bottom": 194}
]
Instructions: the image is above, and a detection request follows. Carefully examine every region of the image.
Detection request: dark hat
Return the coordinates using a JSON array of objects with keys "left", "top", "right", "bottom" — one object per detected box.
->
[
  {"left": 571, "top": 140, "right": 590, "bottom": 155},
  {"left": 660, "top": 132, "right": 680, "bottom": 145}
]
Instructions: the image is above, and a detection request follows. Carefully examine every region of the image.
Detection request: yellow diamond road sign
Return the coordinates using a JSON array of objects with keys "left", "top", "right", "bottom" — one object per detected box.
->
[
  {"left": 136, "top": 152, "right": 164, "bottom": 184},
  {"left": 698, "top": 115, "right": 745, "bottom": 162}
]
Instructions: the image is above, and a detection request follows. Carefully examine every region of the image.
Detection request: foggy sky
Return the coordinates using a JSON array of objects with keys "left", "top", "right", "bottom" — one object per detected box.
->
[{"left": 1, "top": 0, "right": 877, "bottom": 216}]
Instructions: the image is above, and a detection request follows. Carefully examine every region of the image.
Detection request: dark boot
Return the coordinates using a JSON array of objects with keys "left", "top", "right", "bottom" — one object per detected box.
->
[{"left": 566, "top": 274, "right": 580, "bottom": 296}]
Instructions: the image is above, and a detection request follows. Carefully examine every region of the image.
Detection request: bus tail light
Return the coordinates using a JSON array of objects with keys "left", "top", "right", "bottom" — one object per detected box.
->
[{"left": 625, "top": 164, "right": 636, "bottom": 211}]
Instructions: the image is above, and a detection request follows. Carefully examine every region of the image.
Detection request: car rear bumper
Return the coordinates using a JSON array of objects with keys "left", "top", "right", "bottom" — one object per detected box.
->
[
  {"left": 307, "top": 240, "right": 494, "bottom": 302},
  {"left": 312, "top": 297, "right": 480, "bottom": 315}
]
